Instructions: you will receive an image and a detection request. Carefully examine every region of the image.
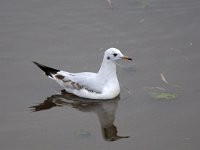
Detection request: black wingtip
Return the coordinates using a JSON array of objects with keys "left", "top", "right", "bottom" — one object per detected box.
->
[
  {"left": 33, "top": 61, "right": 60, "bottom": 77},
  {"left": 32, "top": 61, "right": 42, "bottom": 68}
]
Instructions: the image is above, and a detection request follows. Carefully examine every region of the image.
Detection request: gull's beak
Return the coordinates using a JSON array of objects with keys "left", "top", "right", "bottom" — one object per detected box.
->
[{"left": 121, "top": 55, "right": 133, "bottom": 61}]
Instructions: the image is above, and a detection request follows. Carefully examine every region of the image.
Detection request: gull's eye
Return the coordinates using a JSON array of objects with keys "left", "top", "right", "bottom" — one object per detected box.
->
[{"left": 113, "top": 53, "right": 117, "bottom": 57}]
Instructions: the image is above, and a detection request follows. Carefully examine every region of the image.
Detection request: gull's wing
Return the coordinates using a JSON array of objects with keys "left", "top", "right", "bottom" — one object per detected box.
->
[
  {"left": 55, "top": 71, "right": 100, "bottom": 91},
  {"left": 33, "top": 62, "right": 101, "bottom": 92}
]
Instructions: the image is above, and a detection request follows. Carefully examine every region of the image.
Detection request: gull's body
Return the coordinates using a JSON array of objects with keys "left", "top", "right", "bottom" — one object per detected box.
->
[{"left": 33, "top": 48, "right": 132, "bottom": 99}]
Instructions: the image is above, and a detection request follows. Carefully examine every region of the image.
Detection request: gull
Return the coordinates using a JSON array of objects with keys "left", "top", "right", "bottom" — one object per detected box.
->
[{"left": 33, "top": 48, "right": 132, "bottom": 99}]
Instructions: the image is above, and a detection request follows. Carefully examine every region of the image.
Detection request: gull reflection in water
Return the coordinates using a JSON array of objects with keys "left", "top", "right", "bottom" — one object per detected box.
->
[{"left": 30, "top": 90, "right": 129, "bottom": 141}]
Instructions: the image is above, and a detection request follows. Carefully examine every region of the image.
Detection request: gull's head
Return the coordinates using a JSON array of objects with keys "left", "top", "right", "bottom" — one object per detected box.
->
[{"left": 104, "top": 48, "right": 132, "bottom": 62}]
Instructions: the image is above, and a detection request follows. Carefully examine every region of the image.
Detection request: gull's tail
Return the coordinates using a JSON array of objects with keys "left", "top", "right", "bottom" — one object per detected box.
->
[{"left": 33, "top": 61, "right": 60, "bottom": 78}]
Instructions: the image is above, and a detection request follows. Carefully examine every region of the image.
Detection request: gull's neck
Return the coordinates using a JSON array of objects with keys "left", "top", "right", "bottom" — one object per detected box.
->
[{"left": 97, "top": 57, "right": 117, "bottom": 79}]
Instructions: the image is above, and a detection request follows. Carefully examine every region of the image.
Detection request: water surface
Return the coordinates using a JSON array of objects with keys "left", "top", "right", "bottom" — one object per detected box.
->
[{"left": 1, "top": 0, "right": 200, "bottom": 149}]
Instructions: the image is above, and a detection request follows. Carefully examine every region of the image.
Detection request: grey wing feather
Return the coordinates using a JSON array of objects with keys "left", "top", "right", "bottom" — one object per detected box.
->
[{"left": 54, "top": 71, "right": 101, "bottom": 92}]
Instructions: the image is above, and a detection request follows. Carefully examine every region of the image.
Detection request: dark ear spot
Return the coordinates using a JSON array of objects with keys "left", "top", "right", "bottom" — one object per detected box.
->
[
  {"left": 55, "top": 74, "right": 64, "bottom": 80},
  {"left": 113, "top": 53, "right": 117, "bottom": 57},
  {"left": 107, "top": 56, "right": 110, "bottom": 60}
]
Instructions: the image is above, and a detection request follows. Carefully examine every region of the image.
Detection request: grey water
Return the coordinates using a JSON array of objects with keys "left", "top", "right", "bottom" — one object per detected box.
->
[{"left": 1, "top": 0, "right": 200, "bottom": 149}]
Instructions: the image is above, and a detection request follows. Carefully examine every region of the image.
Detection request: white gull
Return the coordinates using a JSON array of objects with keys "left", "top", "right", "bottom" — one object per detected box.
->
[{"left": 33, "top": 48, "right": 132, "bottom": 99}]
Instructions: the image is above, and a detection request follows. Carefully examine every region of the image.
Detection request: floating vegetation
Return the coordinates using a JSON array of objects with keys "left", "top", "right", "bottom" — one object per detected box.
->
[
  {"left": 144, "top": 86, "right": 166, "bottom": 91},
  {"left": 160, "top": 73, "right": 180, "bottom": 87},
  {"left": 137, "top": 0, "right": 149, "bottom": 8},
  {"left": 160, "top": 73, "right": 169, "bottom": 84},
  {"left": 145, "top": 72, "right": 180, "bottom": 100},
  {"left": 75, "top": 129, "right": 92, "bottom": 138},
  {"left": 145, "top": 77, "right": 179, "bottom": 100},
  {"left": 106, "top": 0, "right": 113, "bottom": 9},
  {"left": 149, "top": 91, "right": 178, "bottom": 100}
]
